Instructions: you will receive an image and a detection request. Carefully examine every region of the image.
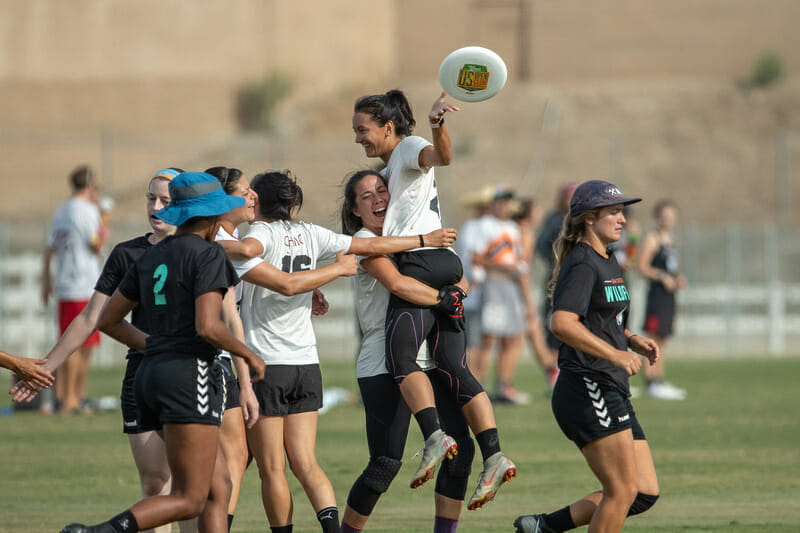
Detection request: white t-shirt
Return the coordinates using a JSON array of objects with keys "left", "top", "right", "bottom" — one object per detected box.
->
[
  {"left": 239, "top": 220, "right": 352, "bottom": 365},
  {"left": 215, "top": 226, "right": 264, "bottom": 361},
  {"left": 47, "top": 196, "right": 102, "bottom": 300},
  {"left": 352, "top": 228, "right": 434, "bottom": 378},
  {"left": 381, "top": 136, "right": 443, "bottom": 241}
]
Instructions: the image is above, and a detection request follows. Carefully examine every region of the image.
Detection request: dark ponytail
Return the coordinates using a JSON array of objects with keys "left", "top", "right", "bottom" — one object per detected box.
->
[
  {"left": 205, "top": 166, "right": 244, "bottom": 195},
  {"left": 251, "top": 170, "right": 303, "bottom": 221},
  {"left": 354, "top": 89, "right": 416, "bottom": 137},
  {"left": 340, "top": 169, "right": 386, "bottom": 236}
]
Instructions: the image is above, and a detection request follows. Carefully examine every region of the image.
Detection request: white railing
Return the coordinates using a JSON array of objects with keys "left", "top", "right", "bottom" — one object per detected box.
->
[{"left": 2, "top": 253, "right": 799, "bottom": 363}]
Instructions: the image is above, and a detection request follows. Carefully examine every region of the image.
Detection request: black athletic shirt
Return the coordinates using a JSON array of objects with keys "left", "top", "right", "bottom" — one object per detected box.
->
[
  {"left": 552, "top": 242, "right": 631, "bottom": 395},
  {"left": 94, "top": 234, "right": 152, "bottom": 359},
  {"left": 117, "top": 233, "right": 239, "bottom": 361},
  {"left": 649, "top": 244, "right": 679, "bottom": 290}
]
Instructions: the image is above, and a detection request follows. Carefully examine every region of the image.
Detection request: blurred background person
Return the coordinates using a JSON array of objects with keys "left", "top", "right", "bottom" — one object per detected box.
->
[
  {"left": 536, "top": 182, "right": 578, "bottom": 354},
  {"left": 471, "top": 186, "right": 532, "bottom": 404},
  {"left": 41, "top": 165, "right": 106, "bottom": 414},
  {"left": 457, "top": 185, "right": 495, "bottom": 377},
  {"left": 512, "top": 197, "right": 559, "bottom": 393},
  {"left": 637, "top": 199, "right": 687, "bottom": 400}
]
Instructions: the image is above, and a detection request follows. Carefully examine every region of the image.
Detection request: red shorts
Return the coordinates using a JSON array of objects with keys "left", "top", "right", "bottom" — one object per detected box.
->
[{"left": 59, "top": 300, "right": 101, "bottom": 347}]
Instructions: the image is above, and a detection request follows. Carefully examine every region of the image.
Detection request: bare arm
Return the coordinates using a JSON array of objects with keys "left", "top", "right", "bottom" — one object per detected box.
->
[
  {"left": 362, "top": 256, "right": 441, "bottom": 306},
  {"left": 220, "top": 287, "right": 260, "bottom": 427},
  {"left": 97, "top": 290, "right": 148, "bottom": 352},
  {"left": 241, "top": 251, "right": 357, "bottom": 296},
  {"left": 41, "top": 247, "right": 55, "bottom": 305},
  {"left": 195, "top": 290, "right": 265, "bottom": 382},
  {"left": 550, "top": 310, "right": 642, "bottom": 376},
  {"left": 0, "top": 351, "right": 54, "bottom": 390},
  {"left": 348, "top": 228, "right": 457, "bottom": 256},
  {"left": 419, "top": 92, "right": 459, "bottom": 168},
  {"left": 219, "top": 237, "right": 264, "bottom": 260}
]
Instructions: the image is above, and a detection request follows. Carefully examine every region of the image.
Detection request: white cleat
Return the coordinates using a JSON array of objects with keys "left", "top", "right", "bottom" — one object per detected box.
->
[
  {"left": 467, "top": 452, "right": 517, "bottom": 510},
  {"left": 409, "top": 429, "right": 458, "bottom": 489}
]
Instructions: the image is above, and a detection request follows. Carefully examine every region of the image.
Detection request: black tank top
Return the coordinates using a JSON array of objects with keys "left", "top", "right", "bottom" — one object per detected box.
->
[{"left": 651, "top": 244, "right": 679, "bottom": 275}]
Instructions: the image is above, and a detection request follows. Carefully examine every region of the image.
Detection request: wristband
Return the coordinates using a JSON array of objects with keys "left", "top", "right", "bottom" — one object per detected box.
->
[
  {"left": 430, "top": 117, "right": 444, "bottom": 129},
  {"left": 626, "top": 334, "right": 637, "bottom": 347},
  {"left": 418, "top": 234, "right": 425, "bottom": 247}
]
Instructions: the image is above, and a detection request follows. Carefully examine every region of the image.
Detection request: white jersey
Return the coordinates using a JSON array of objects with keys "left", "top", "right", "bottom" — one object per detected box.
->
[
  {"left": 47, "top": 196, "right": 102, "bottom": 300},
  {"left": 239, "top": 220, "right": 352, "bottom": 365},
  {"left": 473, "top": 215, "right": 524, "bottom": 271},
  {"left": 381, "top": 135, "right": 443, "bottom": 241},
  {"left": 215, "top": 226, "right": 264, "bottom": 361},
  {"left": 352, "top": 228, "right": 434, "bottom": 378}
]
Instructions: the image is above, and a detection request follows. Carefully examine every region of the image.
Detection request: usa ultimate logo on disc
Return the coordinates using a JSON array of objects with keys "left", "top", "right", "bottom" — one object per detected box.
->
[{"left": 439, "top": 46, "right": 507, "bottom": 102}]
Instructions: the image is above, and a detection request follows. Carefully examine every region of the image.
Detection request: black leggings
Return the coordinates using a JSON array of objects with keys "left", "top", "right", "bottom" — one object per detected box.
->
[
  {"left": 346, "top": 372, "right": 474, "bottom": 516},
  {"left": 385, "top": 250, "right": 484, "bottom": 406}
]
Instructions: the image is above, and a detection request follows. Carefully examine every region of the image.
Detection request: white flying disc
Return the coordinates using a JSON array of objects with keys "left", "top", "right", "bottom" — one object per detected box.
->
[{"left": 438, "top": 46, "right": 507, "bottom": 102}]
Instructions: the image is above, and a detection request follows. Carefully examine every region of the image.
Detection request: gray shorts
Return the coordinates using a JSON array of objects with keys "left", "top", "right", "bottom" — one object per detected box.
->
[{"left": 480, "top": 277, "right": 525, "bottom": 337}]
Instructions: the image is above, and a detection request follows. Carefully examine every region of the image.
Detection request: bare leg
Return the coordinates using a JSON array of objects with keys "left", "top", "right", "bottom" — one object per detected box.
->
[
  {"left": 219, "top": 406, "right": 249, "bottom": 515},
  {"left": 284, "top": 411, "right": 337, "bottom": 512},
  {"left": 434, "top": 493, "right": 463, "bottom": 520},
  {"left": 460, "top": 392, "right": 497, "bottom": 435},
  {"left": 472, "top": 335, "right": 494, "bottom": 384},
  {"left": 198, "top": 442, "right": 232, "bottom": 533},
  {"left": 526, "top": 317, "right": 558, "bottom": 369},
  {"left": 74, "top": 345, "right": 94, "bottom": 406},
  {"left": 127, "top": 424, "right": 221, "bottom": 530},
  {"left": 60, "top": 351, "right": 81, "bottom": 411},
  {"left": 128, "top": 431, "right": 172, "bottom": 533},
  {"left": 398, "top": 371, "right": 437, "bottom": 414},
  {"left": 643, "top": 337, "right": 667, "bottom": 382},
  {"left": 580, "top": 430, "right": 638, "bottom": 533},
  {"left": 248, "top": 415, "right": 293, "bottom": 527},
  {"left": 496, "top": 335, "right": 523, "bottom": 387}
]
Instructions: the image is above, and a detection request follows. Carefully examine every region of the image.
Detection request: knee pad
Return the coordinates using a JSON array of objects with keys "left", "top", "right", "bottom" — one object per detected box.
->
[
  {"left": 443, "top": 437, "right": 474, "bottom": 478},
  {"left": 628, "top": 492, "right": 659, "bottom": 516},
  {"left": 362, "top": 456, "right": 402, "bottom": 494}
]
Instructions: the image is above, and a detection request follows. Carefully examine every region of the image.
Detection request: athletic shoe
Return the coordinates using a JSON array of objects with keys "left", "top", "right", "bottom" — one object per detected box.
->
[
  {"left": 61, "top": 525, "right": 89, "bottom": 533},
  {"left": 60, "top": 523, "right": 116, "bottom": 533},
  {"left": 646, "top": 381, "right": 687, "bottom": 400},
  {"left": 514, "top": 513, "right": 555, "bottom": 533},
  {"left": 493, "top": 386, "right": 532, "bottom": 405},
  {"left": 410, "top": 429, "right": 458, "bottom": 488},
  {"left": 467, "top": 452, "right": 516, "bottom": 510}
]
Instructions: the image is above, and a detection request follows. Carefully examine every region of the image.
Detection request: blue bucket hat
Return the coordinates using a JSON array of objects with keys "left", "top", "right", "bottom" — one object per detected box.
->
[
  {"left": 569, "top": 179, "right": 641, "bottom": 217},
  {"left": 155, "top": 172, "right": 245, "bottom": 226}
]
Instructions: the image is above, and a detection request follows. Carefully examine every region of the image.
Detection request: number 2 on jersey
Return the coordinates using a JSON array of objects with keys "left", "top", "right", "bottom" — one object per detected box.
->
[{"left": 153, "top": 264, "right": 168, "bottom": 305}]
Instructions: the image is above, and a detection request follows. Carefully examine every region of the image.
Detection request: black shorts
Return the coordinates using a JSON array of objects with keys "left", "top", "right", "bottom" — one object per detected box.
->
[
  {"left": 135, "top": 354, "right": 225, "bottom": 432},
  {"left": 121, "top": 354, "right": 144, "bottom": 434},
  {"left": 252, "top": 364, "right": 323, "bottom": 416},
  {"left": 551, "top": 369, "right": 646, "bottom": 449},
  {"left": 217, "top": 356, "right": 241, "bottom": 410},
  {"left": 394, "top": 249, "right": 463, "bottom": 288},
  {"left": 643, "top": 285, "right": 676, "bottom": 338}
]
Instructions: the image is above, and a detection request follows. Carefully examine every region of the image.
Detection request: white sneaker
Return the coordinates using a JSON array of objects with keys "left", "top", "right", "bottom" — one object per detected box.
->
[
  {"left": 467, "top": 452, "right": 517, "bottom": 510},
  {"left": 410, "top": 429, "right": 458, "bottom": 488},
  {"left": 646, "top": 381, "right": 687, "bottom": 400}
]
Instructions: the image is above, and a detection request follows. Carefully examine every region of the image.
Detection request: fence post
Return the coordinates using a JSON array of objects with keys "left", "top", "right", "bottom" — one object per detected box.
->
[
  {"left": 725, "top": 226, "right": 741, "bottom": 356},
  {"left": 765, "top": 224, "right": 784, "bottom": 356}
]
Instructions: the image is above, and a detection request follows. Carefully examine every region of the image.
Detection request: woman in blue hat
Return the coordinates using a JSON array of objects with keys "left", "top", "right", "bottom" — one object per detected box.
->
[
  {"left": 514, "top": 180, "right": 661, "bottom": 533},
  {"left": 61, "top": 172, "right": 266, "bottom": 533}
]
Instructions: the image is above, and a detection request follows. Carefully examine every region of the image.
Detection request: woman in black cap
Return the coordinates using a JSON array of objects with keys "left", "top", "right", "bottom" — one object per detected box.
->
[
  {"left": 515, "top": 180, "right": 661, "bottom": 533},
  {"left": 61, "top": 171, "right": 266, "bottom": 533}
]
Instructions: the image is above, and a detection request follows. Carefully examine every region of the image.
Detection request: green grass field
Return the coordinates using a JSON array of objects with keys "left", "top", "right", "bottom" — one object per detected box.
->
[{"left": 2, "top": 358, "right": 799, "bottom": 532}]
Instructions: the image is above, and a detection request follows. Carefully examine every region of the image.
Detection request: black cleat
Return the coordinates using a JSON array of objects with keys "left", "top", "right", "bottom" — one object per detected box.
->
[
  {"left": 61, "top": 525, "right": 89, "bottom": 533},
  {"left": 514, "top": 513, "right": 554, "bottom": 533}
]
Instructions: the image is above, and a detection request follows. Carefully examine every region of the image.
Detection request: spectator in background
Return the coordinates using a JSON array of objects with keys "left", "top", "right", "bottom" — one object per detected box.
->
[
  {"left": 608, "top": 207, "right": 641, "bottom": 274},
  {"left": 512, "top": 197, "right": 559, "bottom": 393},
  {"left": 637, "top": 200, "right": 687, "bottom": 400},
  {"left": 41, "top": 165, "right": 106, "bottom": 414},
  {"left": 98, "top": 195, "right": 115, "bottom": 252},
  {"left": 457, "top": 185, "right": 495, "bottom": 377},
  {"left": 536, "top": 182, "right": 578, "bottom": 353},
  {"left": 471, "top": 187, "right": 532, "bottom": 404}
]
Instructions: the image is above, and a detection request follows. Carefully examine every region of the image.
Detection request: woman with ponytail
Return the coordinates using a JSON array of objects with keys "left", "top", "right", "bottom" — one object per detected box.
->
[
  {"left": 515, "top": 180, "right": 661, "bottom": 533},
  {"left": 352, "top": 90, "right": 516, "bottom": 511}
]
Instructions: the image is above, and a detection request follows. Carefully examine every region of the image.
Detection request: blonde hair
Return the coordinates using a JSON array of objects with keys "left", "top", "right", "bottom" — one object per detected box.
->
[{"left": 546, "top": 209, "right": 598, "bottom": 302}]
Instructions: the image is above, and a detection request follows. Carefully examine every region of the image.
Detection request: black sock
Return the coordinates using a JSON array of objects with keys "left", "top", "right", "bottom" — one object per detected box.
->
[
  {"left": 316, "top": 507, "right": 340, "bottom": 533},
  {"left": 270, "top": 525, "right": 293, "bottom": 533},
  {"left": 109, "top": 510, "right": 139, "bottom": 533},
  {"left": 475, "top": 428, "right": 500, "bottom": 462},
  {"left": 227, "top": 514, "right": 234, "bottom": 532},
  {"left": 414, "top": 407, "right": 441, "bottom": 440},
  {"left": 545, "top": 506, "right": 576, "bottom": 532}
]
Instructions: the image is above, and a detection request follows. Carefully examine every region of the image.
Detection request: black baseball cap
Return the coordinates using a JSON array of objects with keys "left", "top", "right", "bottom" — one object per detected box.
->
[{"left": 569, "top": 180, "right": 641, "bottom": 217}]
